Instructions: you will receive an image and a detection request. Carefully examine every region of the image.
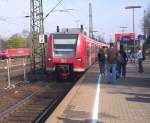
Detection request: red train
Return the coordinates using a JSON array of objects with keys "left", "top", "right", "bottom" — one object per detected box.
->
[
  {"left": 0, "top": 48, "right": 31, "bottom": 59},
  {"left": 46, "top": 28, "right": 109, "bottom": 79}
]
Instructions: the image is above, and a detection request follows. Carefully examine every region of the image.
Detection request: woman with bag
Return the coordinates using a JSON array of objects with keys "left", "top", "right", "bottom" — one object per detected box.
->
[{"left": 137, "top": 48, "right": 144, "bottom": 73}]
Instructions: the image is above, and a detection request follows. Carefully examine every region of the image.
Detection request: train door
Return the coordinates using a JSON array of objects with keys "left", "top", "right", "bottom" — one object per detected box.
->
[
  {"left": 89, "top": 42, "right": 92, "bottom": 66},
  {"left": 86, "top": 42, "right": 90, "bottom": 67},
  {"left": 94, "top": 44, "right": 97, "bottom": 62},
  {"left": 91, "top": 44, "right": 95, "bottom": 64}
]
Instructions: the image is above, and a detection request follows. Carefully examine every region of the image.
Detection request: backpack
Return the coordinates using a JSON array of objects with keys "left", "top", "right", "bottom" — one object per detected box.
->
[
  {"left": 142, "top": 53, "right": 145, "bottom": 60},
  {"left": 117, "top": 53, "right": 125, "bottom": 63},
  {"left": 98, "top": 52, "right": 105, "bottom": 62}
]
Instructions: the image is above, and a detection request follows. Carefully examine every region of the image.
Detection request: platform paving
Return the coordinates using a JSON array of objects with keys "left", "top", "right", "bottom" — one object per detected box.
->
[
  {"left": 46, "top": 57, "right": 150, "bottom": 123},
  {"left": 100, "top": 57, "right": 150, "bottom": 123}
]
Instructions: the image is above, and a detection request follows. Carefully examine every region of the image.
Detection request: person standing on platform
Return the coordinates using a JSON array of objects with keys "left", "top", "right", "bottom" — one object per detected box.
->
[
  {"left": 136, "top": 48, "right": 144, "bottom": 73},
  {"left": 107, "top": 43, "right": 118, "bottom": 84},
  {"left": 117, "top": 45, "right": 128, "bottom": 79},
  {"left": 104, "top": 46, "right": 108, "bottom": 80},
  {"left": 98, "top": 47, "right": 105, "bottom": 76}
]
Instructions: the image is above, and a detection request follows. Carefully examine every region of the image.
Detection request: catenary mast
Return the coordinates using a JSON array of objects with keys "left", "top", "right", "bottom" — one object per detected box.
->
[
  {"left": 89, "top": 2, "right": 93, "bottom": 39},
  {"left": 30, "top": 0, "right": 45, "bottom": 73}
]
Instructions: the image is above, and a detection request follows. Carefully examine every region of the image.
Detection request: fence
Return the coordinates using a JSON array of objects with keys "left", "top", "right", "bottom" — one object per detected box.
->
[{"left": 0, "top": 57, "right": 30, "bottom": 89}]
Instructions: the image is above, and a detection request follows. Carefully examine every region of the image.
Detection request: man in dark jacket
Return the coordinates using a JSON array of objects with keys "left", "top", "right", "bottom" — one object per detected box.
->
[{"left": 98, "top": 47, "right": 105, "bottom": 75}]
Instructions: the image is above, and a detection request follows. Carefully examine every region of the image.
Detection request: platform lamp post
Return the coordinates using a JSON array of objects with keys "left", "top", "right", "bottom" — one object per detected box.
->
[{"left": 125, "top": 5, "right": 142, "bottom": 52}]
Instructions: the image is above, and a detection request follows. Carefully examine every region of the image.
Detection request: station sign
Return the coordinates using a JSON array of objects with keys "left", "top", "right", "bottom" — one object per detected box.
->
[
  {"left": 138, "top": 34, "right": 146, "bottom": 41},
  {"left": 115, "top": 33, "right": 135, "bottom": 42}
]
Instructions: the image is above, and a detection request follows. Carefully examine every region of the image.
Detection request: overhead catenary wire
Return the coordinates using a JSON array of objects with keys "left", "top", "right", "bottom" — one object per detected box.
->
[
  {"left": 1, "top": 0, "right": 29, "bottom": 15},
  {"left": 59, "top": 3, "right": 81, "bottom": 27},
  {"left": 44, "top": 0, "right": 64, "bottom": 20},
  {"left": 0, "top": 16, "right": 30, "bottom": 26},
  {"left": 0, "top": 0, "right": 29, "bottom": 24}
]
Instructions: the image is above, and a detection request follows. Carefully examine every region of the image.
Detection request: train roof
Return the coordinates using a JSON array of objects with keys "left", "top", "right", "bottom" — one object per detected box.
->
[
  {"left": 53, "top": 27, "right": 87, "bottom": 35},
  {"left": 51, "top": 32, "right": 109, "bottom": 47}
]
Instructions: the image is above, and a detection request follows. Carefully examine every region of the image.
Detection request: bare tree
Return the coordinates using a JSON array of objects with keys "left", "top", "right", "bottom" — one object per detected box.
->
[
  {"left": 142, "top": 4, "right": 150, "bottom": 51},
  {"left": 21, "top": 29, "right": 30, "bottom": 38},
  {"left": 0, "top": 37, "right": 6, "bottom": 50},
  {"left": 143, "top": 4, "right": 150, "bottom": 36}
]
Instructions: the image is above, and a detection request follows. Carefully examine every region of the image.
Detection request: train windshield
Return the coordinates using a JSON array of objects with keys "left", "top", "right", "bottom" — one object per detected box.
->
[{"left": 53, "top": 34, "right": 78, "bottom": 58}]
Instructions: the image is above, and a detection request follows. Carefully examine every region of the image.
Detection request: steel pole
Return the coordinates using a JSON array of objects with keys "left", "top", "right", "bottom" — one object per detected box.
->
[{"left": 132, "top": 8, "right": 135, "bottom": 52}]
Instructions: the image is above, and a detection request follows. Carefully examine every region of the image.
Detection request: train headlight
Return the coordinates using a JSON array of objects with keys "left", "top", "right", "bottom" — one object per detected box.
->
[
  {"left": 76, "top": 58, "right": 82, "bottom": 62},
  {"left": 48, "top": 58, "right": 52, "bottom": 62}
]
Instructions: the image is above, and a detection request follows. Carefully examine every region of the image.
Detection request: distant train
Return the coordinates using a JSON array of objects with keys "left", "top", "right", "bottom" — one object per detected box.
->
[
  {"left": 0, "top": 48, "right": 31, "bottom": 59},
  {"left": 46, "top": 27, "right": 109, "bottom": 79}
]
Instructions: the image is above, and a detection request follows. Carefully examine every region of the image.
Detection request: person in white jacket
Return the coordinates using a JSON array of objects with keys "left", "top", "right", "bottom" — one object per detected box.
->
[{"left": 136, "top": 49, "right": 144, "bottom": 73}]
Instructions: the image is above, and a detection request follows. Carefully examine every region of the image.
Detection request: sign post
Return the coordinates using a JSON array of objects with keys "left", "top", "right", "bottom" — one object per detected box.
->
[
  {"left": 3, "top": 48, "right": 31, "bottom": 89},
  {"left": 5, "top": 58, "right": 15, "bottom": 89}
]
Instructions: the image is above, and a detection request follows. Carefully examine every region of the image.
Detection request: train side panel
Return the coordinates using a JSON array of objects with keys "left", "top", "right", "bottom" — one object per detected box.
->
[
  {"left": 73, "top": 34, "right": 86, "bottom": 72},
  {"left": 86, "top": 38, "right": 98, "bottom": 66},
  {"left": 46, "top": 33, "right": 54, "bottom": 71}
]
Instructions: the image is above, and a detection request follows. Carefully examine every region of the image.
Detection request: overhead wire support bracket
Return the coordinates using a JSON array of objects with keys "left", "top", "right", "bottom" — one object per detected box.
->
[{"left": 44, "top": 0, "right": 63, "bottom": 20}]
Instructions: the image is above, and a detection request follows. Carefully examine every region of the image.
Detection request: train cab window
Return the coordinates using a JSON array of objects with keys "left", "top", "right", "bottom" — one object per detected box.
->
[{"left": 53, "top": 34, "right": 78, "bottom": 58}]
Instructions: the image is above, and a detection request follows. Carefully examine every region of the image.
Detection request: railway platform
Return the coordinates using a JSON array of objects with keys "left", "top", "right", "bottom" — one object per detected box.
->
[{"left": 46, "top": 57, "right": 150, "bottom": 123}]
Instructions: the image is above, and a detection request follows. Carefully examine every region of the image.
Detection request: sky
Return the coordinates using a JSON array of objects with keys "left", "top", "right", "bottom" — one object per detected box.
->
[{"left": 0, "top": 0, "right": 149, "bottom": 41}]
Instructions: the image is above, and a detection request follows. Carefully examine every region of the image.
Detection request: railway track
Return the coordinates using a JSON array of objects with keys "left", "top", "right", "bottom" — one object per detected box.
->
[
  {"left": 0, "top": 57, "right": 84, "bottom": 122},
  {"left": 0, "top": 80, "right": 75, "bottom": 123}
]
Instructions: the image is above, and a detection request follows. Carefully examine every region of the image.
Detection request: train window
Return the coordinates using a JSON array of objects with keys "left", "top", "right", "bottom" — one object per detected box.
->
[
  {"left": 53, "top": 38, "right": 77, "bottom": 58},
  {"left": 54, "top": 39, "right": 76, "bottom": 44},
  {"left": 54, "top": 49, "right": 75, "bottom": 58}
]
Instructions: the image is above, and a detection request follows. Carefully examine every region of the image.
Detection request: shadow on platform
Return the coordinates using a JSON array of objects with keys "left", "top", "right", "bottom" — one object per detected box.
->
[
  {"left": 57, "top": 104, "right": 118, "bottom": 123},
  {"left": 126, "top": 96, "right": 150, "bottom": 103},
  {"left": 57, "top": 117, "right": 103, "bottom": 123},
  {"left": 101, "top": 76, "right": 150, "bottom": 88}
]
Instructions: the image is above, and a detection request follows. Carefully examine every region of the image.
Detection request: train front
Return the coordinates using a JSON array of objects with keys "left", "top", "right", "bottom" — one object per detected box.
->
[{"left": 46, "top": 33, "right": 79, "bottom": 79}]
